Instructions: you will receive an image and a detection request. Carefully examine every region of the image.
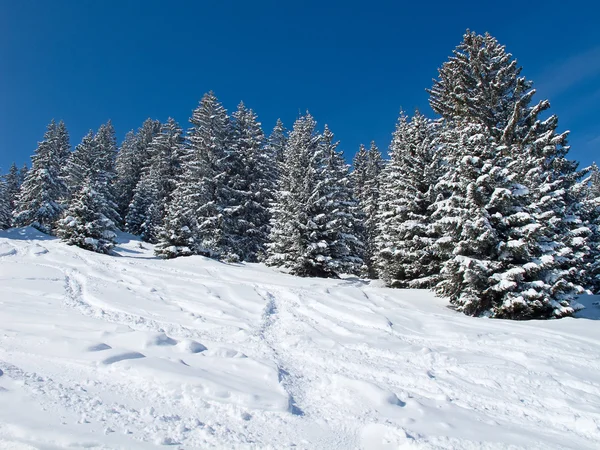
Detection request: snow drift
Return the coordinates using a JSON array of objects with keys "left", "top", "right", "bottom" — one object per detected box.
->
[{"left": 0, "top": 227, "right": 599, "bottom": 449}]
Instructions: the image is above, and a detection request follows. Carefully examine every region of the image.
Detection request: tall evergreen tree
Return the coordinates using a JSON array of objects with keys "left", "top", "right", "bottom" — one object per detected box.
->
[
  {"left": 375, "top": 112, "right": 440, "bottom": 287},
  {"left": 127, "top": 118, "right": 185, "bottom": 242},
  {"left": 428, "top": 30, "right": 587, "bottom": 318},
  {"left": 14, "top": 120, "right": 67, "bottom": 233},
  {"left": 224, "top": 102, "right": 275, "bottom": 262},
  {"left": 187, "top": 92, "right": 231, "bottom": 257},
  {"left": 266, "top": 119, "right": 287, "bottom": 164},
  {"left": 19, "top": 164, "right": 28, "bottom": 185},
  {"left": 267, "top": 114, "right": 362, "bottom": 277},
  {"left": 267, "top": 114, "right": 321, "bottom": 273},
  {"left": 0, "top": 179, "right": 11, "bottom": 229},
  {"left": 155, "top": 92, "right": 230, "bottom": 258},
  {"left": 352, "top": 141, "right": 384, "bottom": 278},
  {"left": 3, "top": 163, "right": 22, "bottom": 220},
  {"left": 57, "top": 176, "right": 116, "bottom": 254},
  {"left": 55, "top": 120, "right": 72, "bottom": 201},
  {"left": 66, "top": 130, "right": 97, "bottom": 197},
  {"left": 93, "top": 120, "right": 120, "bottom": 227},
  {"left": 584, "top": 163, "right": 600, "bottom": 293},
  {"left": 115, "top": 119, "right": 161, "bottom": 223}
]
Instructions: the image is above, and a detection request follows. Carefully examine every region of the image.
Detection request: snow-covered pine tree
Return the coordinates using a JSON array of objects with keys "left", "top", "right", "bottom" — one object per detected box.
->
[
  {"left": 3, "top": 163, "right": 22, "bottom": 221},
  {"left": 115, "top": 119, "right": 161, "bottom": 223},
  {"left": 0, "top": 179, "right": 11, "bottom": 229},
  {"left": 428, "top": 30, "right": 528, "bottom": 141},
  {"left": 224, "top": 102, "right": 275, "bottom": 262},
  {"left": 267, "top": 114, "right": 321, "bottom": 273},
  {"left": 66, "top": 130, "right": 96, "bottom": 197},
  {"left": 429, "top": 30, "right": 587, "bottom": 318},
  {"left": 57, "top": 176, "right": 116, "bottom": 254},
  {"left": 351, "top": 144, "right": 369, "bottom": 199},
  {"left": 187, "top": 91, "right": 231, "bottom": 257},
  {"left": 14, "top": 120, "right": 67, "bottom": 233},
  {"left": 311, "top": 125, "right": 363, "bottom": 276},
  {"left": 584, "top": 163, "right": 600, "bottom": 293},
  {"left": 93, "top": 121, "right": 121, "bottom": 227},
  {"left": 19, "top": 164, "right": 28, "bottom": 185},
  {"left": 267, "top": 114, "right": 362, "bottom": 277},
  {"left": 55, "top": 120, "right": 71, "bottom": 202},
  {"left": 375, "top": 112, "right": 440, "bottom": 287},
  {"left": 352, "top": 142, "right": 384, "bottom": 278},
  {"left": 266, "top": 119, "right": 287, "bottom": 164},
  {"left": 127, "top": 118, "right": 185, "bottom": 242},
  {"left": 114, "top": 130, "right": 138, "bottom": 219},
  {"left": 155, "top": 92, "right": 230, "bottom": 259}
]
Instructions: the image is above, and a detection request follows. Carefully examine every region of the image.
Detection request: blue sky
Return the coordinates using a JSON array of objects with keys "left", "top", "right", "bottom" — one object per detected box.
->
[{"left": 1, "top": 0, "right": 598, "bottom": 172}]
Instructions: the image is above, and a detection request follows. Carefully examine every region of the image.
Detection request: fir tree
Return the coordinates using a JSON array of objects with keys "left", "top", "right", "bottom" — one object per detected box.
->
[
  {"left": 266, "top": 118, "right": 287, "bottom": 164},
  {"left": 267, "top": 114, "right": 321, "bottom": 273},
  {"left": 19, "top": 164, "right": 28, "bottom": 186},
  {"left": 57, "top": 176, "right": 116, "bottom": 254},
  {"left": 267, "top": 114, "right": 362, "bottom": 277},
  {"left": 187, "top": 91, "right": 231, "bottom": 257},
  {"left": 428, "top": 31, "right": 529, "bottom": 140},
  {"left": 352, "top": 141, "right": 384, "bottom": 278},
  {"left": 224, "top": 102, "right": 275, "bottom": 262},
  {"left": 155, "top": 92, "right": 230, "bottom": 258},
  {"left": 55, "top": 120, "right": 72, "bottom": 201},
  {"left": 93, "top": 121, "right": 121, "bottom": 227},
  {"left": 66, "top": 130, "right": 96, "bottom": 197},
  {"left": 3, "top": 163, "right": 22, "bottom": 220},
  {"left": 429, "top": 30, "right": 587, "bottom": 318},
  {"left": 14, "top": 120, "right": 67, "bottom": 233},
  {"left": 0, "top": 179, "right": 10, "bottom": 229},
  {"left": 313, "top": 125, "right": 363, "bottom": 275},
  {"left": 376, "top": 112, "right": 440, "bottom": 287},
  {"left": 127, "top": 118, "right": 184, "bottom": 242},
  {"left": 115, "top": 119, "right": 161, "bottom": 223},
  {"left": 584, "top": 163, "right": 600, "bottom": 293}
]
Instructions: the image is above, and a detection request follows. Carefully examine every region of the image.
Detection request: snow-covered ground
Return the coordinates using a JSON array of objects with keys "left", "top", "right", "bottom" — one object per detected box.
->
[{"left": 1, "top": 228, "right": 599, "bottom": 449}]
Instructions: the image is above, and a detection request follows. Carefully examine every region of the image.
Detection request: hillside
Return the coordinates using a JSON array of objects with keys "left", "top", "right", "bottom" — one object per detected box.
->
[{"left": 1, "top": 228, "right": 599, "bottom": 449}]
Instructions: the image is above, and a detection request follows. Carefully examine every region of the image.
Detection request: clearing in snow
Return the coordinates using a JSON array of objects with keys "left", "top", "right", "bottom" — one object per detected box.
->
[{"left": 0, "top": 227, "right": 599, "bottom": 449}]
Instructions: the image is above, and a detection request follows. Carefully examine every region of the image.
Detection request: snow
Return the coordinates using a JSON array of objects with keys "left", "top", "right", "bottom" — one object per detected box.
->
[{"left": 1, "top": 227, "right": 600, "bottom": 449}]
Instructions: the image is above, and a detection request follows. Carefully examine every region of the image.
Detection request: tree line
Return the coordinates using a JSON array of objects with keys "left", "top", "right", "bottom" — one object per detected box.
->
[{"left": 1, "top": 30, "right": 599, "bottom": 320}]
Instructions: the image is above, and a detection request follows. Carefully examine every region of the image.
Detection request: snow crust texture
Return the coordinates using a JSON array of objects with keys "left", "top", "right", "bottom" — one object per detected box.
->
[{"left": 1, "top": 227, "right": 599, "bottom": 449}]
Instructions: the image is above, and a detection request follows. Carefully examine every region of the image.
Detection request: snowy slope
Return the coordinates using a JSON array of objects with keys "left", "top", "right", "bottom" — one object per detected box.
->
[{"left": 1, "top": 228, "right": 600, "bottom": 449}]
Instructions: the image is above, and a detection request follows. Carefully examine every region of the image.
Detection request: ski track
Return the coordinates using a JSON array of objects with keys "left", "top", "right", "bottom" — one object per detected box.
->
[{"left": 1, "top": 228, "right": 600, "bottom": 449}]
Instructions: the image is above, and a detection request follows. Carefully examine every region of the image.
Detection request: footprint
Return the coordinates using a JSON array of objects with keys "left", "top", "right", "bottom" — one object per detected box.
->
[
  {"left": 102, "top": 352, "right": 146, "bottom": 365},
  {"left": 87, "top": 343, "right": 112, "bottom": 352}
]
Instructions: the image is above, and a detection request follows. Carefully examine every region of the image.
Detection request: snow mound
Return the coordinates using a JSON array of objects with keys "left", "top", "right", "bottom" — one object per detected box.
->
[{"left": 1, "top": 230, "right": 599, "bottom": 449}]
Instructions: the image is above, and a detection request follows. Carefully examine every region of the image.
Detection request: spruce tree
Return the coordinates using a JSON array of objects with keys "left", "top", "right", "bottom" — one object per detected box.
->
[
  {"left": 3, "top": 163, "right": 22, "bottom": 220},
  {"left": 267, "top": 114, "right": 362, "bottom": 277},
  {"left": 376, "top": 112, "right": 440, "bottom": 287},
  {"left": 267, "top": 114, "right": 321, "bottom": 273},
  {"left": 57, "top": 176, "right": 116, "bottom": 254},
  {"left": 55, "top": 120, "right": 72, "bottom": 201},
  {"left": 0, "top": 179, "right": 10, "bottom": 229},
  {"left": 224, "top": 102, "right": 275, "bottom": 262},
  {"left": 155, "top": 92, "right": 230, "bottom": 258},
  {"left": 66, "top": 130, "right": 96, "bottom": 197},
  {"left": 352, "top": 142, "right": 384, "bottom": 278},
  {"left": 127, "top": 118, "right": 184, "bottom": 242},
  {"left": 429, "top": 30, "right": 587, "bottom": 318},
  {"left": 14, "top": 120, "right": 67, "bottom": 233},
  {"left": 266, "top": 118, "right": 287, "bottom": 164},
  {"left": 584, "top": 164, "right": 600, "bottom": 293},
  {"left": 93, "top": 121, "right": 121, "bottom": 227},
  {"left": 187, "top": 91, "right": 231, "bottom": 257},
  {"left": 115, "top": 119, "right": 161, "bottom": 223},
  {"left": 313, "top": 125, "right": 363, "bottom": 275}
]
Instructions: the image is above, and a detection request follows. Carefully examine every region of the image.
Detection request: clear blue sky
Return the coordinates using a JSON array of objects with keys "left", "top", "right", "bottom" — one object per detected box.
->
[{"left": 1, "top": 0, "right": 598, "bottom": 172}]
